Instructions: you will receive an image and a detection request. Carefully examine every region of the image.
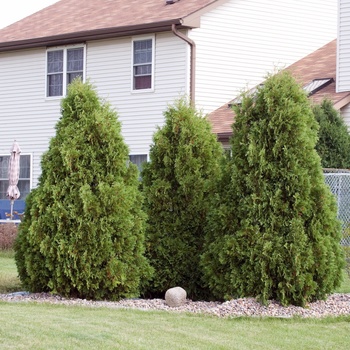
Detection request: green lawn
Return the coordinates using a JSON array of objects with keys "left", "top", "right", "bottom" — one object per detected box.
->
[
  {"left": 0, "top": 250, "right": 21, "bottom": 293},
  {"left": 1, "top": 250, "right": 350, "bottom": 349},
  {"left": 337, "top": 269, "right": 350, "bottom": 293},
  {"left": 0, "top": 302, "right": 350, "bottom": 350}
]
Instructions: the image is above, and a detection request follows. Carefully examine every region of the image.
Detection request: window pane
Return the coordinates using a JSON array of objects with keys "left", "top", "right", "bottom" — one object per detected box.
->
[
  {"left": 47, "top": 51, "right": 63, "bottom": 73},
  {"left": 47, "top": 50, "right": 63, "bottom": 96},
  {"left": 133, "top": 39, "right": 152, "bottom": 90},
  {"left": 48, "top": 74, "right": 63, "bottom": 96},
  {"left": 67, "top": 48, "right": 84, "bottom": 72},
  {"left": 67, "top": 72, "right": 83, "bottom": 85},
  {"left": 134, "top": 39, "right": 152, "bottom": 64},
  {"left": 19, "top": 155, "right": 30, "bottom": 179},
  {"left": 134, "top": 76, "right": 151, "bottom": 90},
  {"left": 129, "top": 155, "right": 147, "bottom": 179},
  {"left": 0, "top": 155, "right": 31, "bottom": 200},
  {"left": 47, "top": 47, "right": 84, "bottom": 97},
  {"left": 134, "top": 65, "right": 151, "bottom": 76},
  {"left": 0, "top": 180, "right": 7, "bottom": 199},
  {"left": 17, "top": 180, "right": 30, "bottom": 200},
  {"left": 0, "top": 156, "right": 9, "bottom": 178}
]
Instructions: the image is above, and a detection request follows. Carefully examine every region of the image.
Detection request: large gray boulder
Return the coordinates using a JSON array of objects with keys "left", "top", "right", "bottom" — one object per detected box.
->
[{"left": 165, "top": 287, "right": 187, "bottom": 307}]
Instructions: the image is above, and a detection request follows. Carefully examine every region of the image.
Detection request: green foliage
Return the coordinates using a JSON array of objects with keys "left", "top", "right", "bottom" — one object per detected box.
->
[
  {"left": 141, "top": 99, "right": 224, "bottom": 300},
  {"left": 202, "top": 71, "right": 344, "bottom": 306},
  {"left": 314, "top": 99, "right": 350, "bottom": 169},
  {"left": 15, "top": 79, "right": 151, "bottom": 300}
]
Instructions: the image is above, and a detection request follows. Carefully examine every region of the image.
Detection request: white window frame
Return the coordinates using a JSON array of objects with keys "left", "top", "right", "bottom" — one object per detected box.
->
[
  {"left": 0, "top": 153, "right": 32, "bottom": 200},
  {"left": 46, "top": 44, "right": 86, "bottom": 98},
  {"left": 131, "top": 35, "right": 155, "bottom": 93}
]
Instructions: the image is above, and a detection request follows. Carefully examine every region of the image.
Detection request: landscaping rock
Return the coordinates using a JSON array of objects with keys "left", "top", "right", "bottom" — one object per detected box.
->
[
  {"left": 165, "top": 287, "right": 187, "bottom": 307},
  {"left": 1, "top": 292, "right": 350, "bottom": 318}
]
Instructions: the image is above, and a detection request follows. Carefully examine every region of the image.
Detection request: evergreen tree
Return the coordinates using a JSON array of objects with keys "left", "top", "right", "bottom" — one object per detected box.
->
[
  {"left": 314, "top": 99, "right": 350, "bottom": 169},
  {"left": 141, "top": 99, "right": 223, "bottom": 300},
  {"left": 15, "top": 80, "right": 151, "bottom": 300},
  {"left": 202, "top": 71, "right": 344, "bottom": 306}
]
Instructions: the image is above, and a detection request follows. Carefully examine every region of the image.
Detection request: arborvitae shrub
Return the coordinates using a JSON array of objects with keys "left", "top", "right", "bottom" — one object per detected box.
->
[
  {"left": 202, "top": 71, "right": 344, "bottom": 306},
  {"left": 15, "top": 80, "right": 151, "bottom": 300},
  {"left": 141, "top": 99, "right": 223, "bottom": 300},
  {"left": 314, "top": 99, "right": 350, "bottom": 169}
]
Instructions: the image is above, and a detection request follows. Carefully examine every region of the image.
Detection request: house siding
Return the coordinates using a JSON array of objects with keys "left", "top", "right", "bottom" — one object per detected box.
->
[
  {"left": 190, "top": 0, "right": 338, "bottom": 114},
  {"left": 0, "top": 48, "right": 61, "bottom": 188},
  {"left": 0, "top": 32, "right": 189, "bottom": 188},
  {"left": 87, "top": 32, "right": 189, "bottom": 155},
  {"left": 0, "top": 1, "right": 340, "bottom": 190},
  {"left": 341, "top": 104, "right": 350, "bottom": 128},
  {"left": 337, "top": 0, "right": 350, "bottom": 92}
]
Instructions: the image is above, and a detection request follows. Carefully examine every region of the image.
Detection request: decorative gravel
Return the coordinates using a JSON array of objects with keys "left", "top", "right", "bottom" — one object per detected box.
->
[{"left": 1, "top": 292, "right": 350, "bottom": 318}]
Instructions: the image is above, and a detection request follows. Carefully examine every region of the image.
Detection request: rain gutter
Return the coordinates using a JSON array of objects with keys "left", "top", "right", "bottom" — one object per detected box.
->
[
  {"left": 171, "top": 23, "right": 196, "bottom": 105},
  {"left": 0, "top": 20, "right": 183, "bottom": 52}
]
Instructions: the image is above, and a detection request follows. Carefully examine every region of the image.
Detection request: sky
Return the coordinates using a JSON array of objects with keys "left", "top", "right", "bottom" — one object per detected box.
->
[{"left": 0, "top": 0, "right": 58, "bottom": 29}]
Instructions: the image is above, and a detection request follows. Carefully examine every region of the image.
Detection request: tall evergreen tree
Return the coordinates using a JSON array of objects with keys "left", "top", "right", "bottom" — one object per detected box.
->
[
  {"left": 141, "top": 99, "right": 223, "bottom": 300},
  {"left": 15, "top": 80, "right": 151, "bottom": 300},
  {"left": 202, "top": 71, "right": 344, "bottom": 306},
  {"left": 314, "top": 99, "right": 350, "bottom": 169}
]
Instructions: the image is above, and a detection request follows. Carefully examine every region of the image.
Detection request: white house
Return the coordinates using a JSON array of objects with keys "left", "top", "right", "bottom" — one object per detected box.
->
[
  {"left": 0, "top": 0, "right": 338, "bottom": 213},
  {"left": 337, "top": 0, "right": 350, "bottom": 118},
  {"left": 209, "top": 38, "right": 350, "bottom": 147},
  {"left": 210, "top": 0, "right": 350, "bottom": 147}
]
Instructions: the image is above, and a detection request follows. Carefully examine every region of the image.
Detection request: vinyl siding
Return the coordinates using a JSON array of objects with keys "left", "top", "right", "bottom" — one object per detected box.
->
[
  {"left": 0, "top": 48, "right": 61, "bottom": 188},
  {"left": 341, "top": 104, "right": 350, "bottom": 129},
  {"left": 190, "top": 0, "right": 338, "bottom": 113},
  {"left": 0, "top": 33, "right": 189, "bottom": 187},
  {"left": 337, "top": 0, "right": 350, "bottom": 92},
  {"left": 0, "top": 0, "right": 339, "bottom": 189},
  {"left": 87, "top": 32, "right": 189, "bottom": 155}
]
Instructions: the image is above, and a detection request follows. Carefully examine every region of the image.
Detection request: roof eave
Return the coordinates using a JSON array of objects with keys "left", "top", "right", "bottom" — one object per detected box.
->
[
  {"left": 0, "top": 19, "right": 186, "bottom": 52},
  {"left": 334, "top": 93, "right": 350, "bottom": 110},
  {"left": 182, "top": 0, "right": 230, "bottom": 27}
]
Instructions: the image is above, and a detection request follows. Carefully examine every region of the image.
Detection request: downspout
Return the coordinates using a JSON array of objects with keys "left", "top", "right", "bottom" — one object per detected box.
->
[{"left": 171, "top": 24, "right": 196, "bottom": 106}]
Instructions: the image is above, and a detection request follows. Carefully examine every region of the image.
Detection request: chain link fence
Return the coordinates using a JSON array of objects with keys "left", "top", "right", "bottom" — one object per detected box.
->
[{"left": 324, "top": 169, "right": 350, "bottom": 245}]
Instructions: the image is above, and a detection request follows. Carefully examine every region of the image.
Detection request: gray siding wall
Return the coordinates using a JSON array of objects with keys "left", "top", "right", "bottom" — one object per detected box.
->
[
  {"left": 191, "top": 0, "right": 338, "bottom": 113},
  {"left": 0, "top": 33, "right": 189, "bottom": 188},
  {"left": 0, "top": 0, "right": 339, "bottom": 189},
  {"left": 341, "top": 103, "right": 350, "bottom": 128},
  {"left": 337, "top": 0, "right": 350, "bottom": 92},
  {"left": 0, "top": 48, "right": 61, "bottom": 188},
  {"left": 87, "top": 32, "right": 189, "bottom": 155}
]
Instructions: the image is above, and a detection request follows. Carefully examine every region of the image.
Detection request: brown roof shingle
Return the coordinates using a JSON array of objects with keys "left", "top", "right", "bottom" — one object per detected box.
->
[
  {"left": 209, "top": 39, "right": 350, "bottom": 136},
  {"left": 0, "top": 0, "right": 222, "bottom": 50},
  {"left": 288, "top": 39, "right": 350, "bottom": 108}
]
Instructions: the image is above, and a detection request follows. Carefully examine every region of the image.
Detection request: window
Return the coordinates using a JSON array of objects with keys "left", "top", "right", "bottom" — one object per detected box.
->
[
  {"left": 132, "top": 38, "right": 154, "bottom": 90},
  {"left": 129, "top": 154, "right": 148, "bottom": 176},
  {"left": 0, "top": 154, "right": 31, "bottom": 200},
  {"left": 303, "top": 78, "right": 334, "bottom": 96},
  {"left": 229, "top": 84, "right": 264, "bottom": 106},
  {"left": 47, "top": 46, "right": 85, "bottom": 97}
]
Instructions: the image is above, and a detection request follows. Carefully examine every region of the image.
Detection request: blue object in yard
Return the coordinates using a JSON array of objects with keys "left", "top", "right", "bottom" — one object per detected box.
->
[{"left": 0, "top": 199, "right": 25, "bottom": 220}]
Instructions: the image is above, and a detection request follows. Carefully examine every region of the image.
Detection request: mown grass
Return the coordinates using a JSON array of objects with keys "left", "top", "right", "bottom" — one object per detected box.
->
[
  {"left": 337, "top": 269, "right": 350, "bottom": 293},
  {"left": 0, "top": 302, "right": 350, "bottom": 350},
  {"left": 1, "top": 250, "right": 350, "bottom": 349},
  {"left": 0, "top": 250, "right": 22, "bottom": 293}
]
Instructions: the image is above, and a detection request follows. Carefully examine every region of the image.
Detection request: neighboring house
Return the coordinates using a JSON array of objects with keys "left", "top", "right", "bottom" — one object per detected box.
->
[
  {"left": 0, "top": 0, "right": 338, "bottom": 212},
  {"left": 209, "top": 39, "right": 350, "bottom": 148},
  {"left": 210, "top": 0, "right": 350, "bottom": 148}
]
